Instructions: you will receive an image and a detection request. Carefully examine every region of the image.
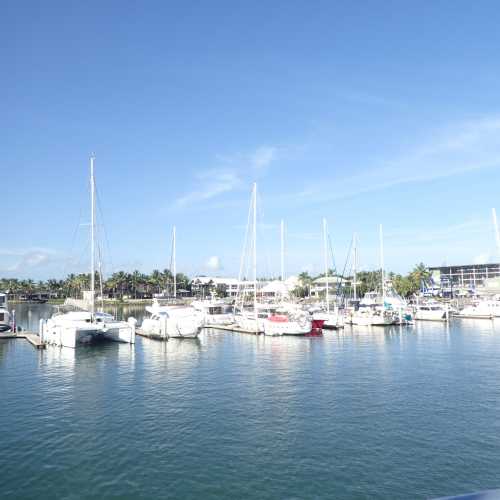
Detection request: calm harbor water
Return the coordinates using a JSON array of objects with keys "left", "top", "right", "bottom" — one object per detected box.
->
[{"left": 2, "top": 304, "right": 500, "bottom": 499}]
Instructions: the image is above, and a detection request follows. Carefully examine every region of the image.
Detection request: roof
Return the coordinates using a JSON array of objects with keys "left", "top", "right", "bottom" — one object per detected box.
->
[
  {"left": 313, "top": 276, "right": 344, "bottom": 284},
  {"left": 261, "top": 281, "right": 290, "bottom": 294},
  {"left": 191, "top": 276, "right": 240, "bottom": 285}
]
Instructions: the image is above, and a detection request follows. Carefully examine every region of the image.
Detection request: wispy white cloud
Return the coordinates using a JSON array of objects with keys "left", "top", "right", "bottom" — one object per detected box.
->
[
  {"left": 294, "top": 115, "right": 500, "bottom": 204},
  {"left": 0, "top": 248, "right": 58, "bottom": 274},
  {"left": 205, "top": 255, "right": 222, "bottom": 271},
  {"left": 250, "top": 146, "right": 276, "bottom": 170},
  {"left": 175, "top": 169, "right": 241, "bottom": 208},
  {"left": 174, "top": 145, "right": 278, "bottom": 208}
]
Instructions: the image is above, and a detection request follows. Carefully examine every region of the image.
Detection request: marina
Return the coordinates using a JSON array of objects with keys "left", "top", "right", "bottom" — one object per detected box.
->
[{"left": 5, "top": 2, "right": 500, "bottom": 497}]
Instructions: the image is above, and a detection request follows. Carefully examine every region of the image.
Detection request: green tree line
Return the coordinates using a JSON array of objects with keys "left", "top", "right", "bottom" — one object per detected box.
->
[
  {"left": 295, "top": 263, "right": 431, "bottom": 298},
  {"left": 1, "top": 263, "right": 432, "bottom": 300},
  {"left": 0, "top": 269, "right": 191, "bottom": 299}
]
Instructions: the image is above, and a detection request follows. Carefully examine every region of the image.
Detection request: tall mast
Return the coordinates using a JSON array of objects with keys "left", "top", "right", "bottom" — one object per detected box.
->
[
  {"left": 353, "top": 232, "right": 357, "bottom": 301},
  {"left": 492, "top": 208, "right": 500, "bottom": 260},
  {"left": 323, "top": 218, "right": 330, "bottom": 313},
  {"left": 253, "top": 183, "right": 257, "bottom": 325},
  {"left": 280, "top": 219, "right": 285, "bottom": 282},
  {"left": 172, "top": 226, "right": 177, "bottom": 298},
  {"left": 379, "top": 224, "right": 385, "bottom": 303},
  {"left": 90, "top": 155, "right": 95, "bottom": 320}
]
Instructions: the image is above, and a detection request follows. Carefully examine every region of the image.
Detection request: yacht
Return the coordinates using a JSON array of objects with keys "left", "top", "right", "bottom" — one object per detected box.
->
[
  {"left": 455, "top": 300, "right": 493, "bottom": 319},
  {"left": 312, "top": 306, "right": 344, "bottom": 329},
  {"left": 235, "top": 303, "right": 271, "bottom": 334},
  {"left": 141, "top": 299, "right": 204, "bottom": 339},
  {"left": 0, "top": 293, "right": 11, "bottom": 332},
  {"left": 361, "top": 290, "right": 412, "bottom": 325},
  {"left": 39, "top": 156, "right": 136, "bottom": 348},
  {"left": 414, "top": 301, "right": 449, "bottom": 322},
  {"left": 349, "top": 304, "right": 394, "bottom": 326},
  {"left": 264, "top": 304, "right": 312, "bottom": 336},
  {"left": 141, "top": 226, "right": 204, "bottom": 339},
  {"left": 191, "top": 299, "right": 234, "bottom": 326}
]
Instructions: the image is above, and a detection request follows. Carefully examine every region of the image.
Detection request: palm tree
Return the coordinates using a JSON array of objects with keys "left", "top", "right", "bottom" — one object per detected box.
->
[
  {"left": 149, "top": 270, "right": 162, "bottom": 294},
  {"left": 130, "top": 270, "right": 145, "bottom": 299}
]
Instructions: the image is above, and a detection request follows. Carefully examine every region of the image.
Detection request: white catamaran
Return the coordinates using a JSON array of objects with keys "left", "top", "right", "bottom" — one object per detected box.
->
[{"left": 40, "top": 156, "right": 136, "bottom": 348}]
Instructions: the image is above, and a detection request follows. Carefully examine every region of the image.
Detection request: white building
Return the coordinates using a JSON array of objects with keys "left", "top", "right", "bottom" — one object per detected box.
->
[
  {"left": 191, "top": 276, "right": 263, "bottom": 298},
  {"left": 310, "top": 276, "right": 344, "bottom": 297}
]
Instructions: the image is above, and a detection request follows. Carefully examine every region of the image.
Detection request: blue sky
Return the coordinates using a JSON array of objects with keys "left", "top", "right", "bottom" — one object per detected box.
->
[{"left": 3, "top": 1, "right": 500, "bottom": 280}]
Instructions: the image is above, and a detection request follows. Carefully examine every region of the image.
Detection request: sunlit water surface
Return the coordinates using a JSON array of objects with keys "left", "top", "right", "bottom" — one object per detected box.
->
[{"left": 2, "top": 303, "right": 500, "bottom": 499}]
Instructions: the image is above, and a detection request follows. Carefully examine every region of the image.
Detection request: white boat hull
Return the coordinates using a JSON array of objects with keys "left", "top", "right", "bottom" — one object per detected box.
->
[
  {"left": 203, "top": 314, "right": 234, "bottom": 326},
  {"left": 40, "top": 314, "right": 136, "bottom": 348},
  {"left": 264, "top": 318, "right": 312, "bottom": 336},
  {"left": 350, "top": 314, "right": 393, "bottom": 326},
  {"left": 414, "top": 310, "right": 448, "bottom": 321},
  {"left": 313, "top": 311, "right": 344, "bottom": 329},
  {"left": 235, "top": 316, "right": 264, "bottom": 333},
  {"left": 141, "top": 316, "right": 203, "bottom": 339}
]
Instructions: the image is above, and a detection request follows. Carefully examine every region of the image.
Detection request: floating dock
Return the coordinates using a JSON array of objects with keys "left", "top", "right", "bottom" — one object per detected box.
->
[
  {"left": 0, "top": 332, "right": 46, "bottom": 349},
  {"left": 204, "top": 324, "right": 261, "bottom": 334}
]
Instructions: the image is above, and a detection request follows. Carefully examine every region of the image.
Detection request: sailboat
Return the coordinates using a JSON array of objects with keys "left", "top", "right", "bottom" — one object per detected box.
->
[
  {"left": 40, "top": 156, "right": 137, "bottom": 348},
  {"left": 350, "top": 225, "right": 393, "bottom": 326},
  {"left": 233, "top": 184, "right": 313, "bottom": 336},
  {"left": 313, "top": 219, "right": 344, "bottom": 329},
  {"left": 234, "top": 183, "right": 266, "bottom": 333},
  {"left": 141, "top": 226, "right": 204, "bottom": 339}
]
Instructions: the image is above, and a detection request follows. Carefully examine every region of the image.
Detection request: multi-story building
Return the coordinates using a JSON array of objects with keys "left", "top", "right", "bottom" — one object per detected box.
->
[{"left": 429, "top": 263, "right": 500, "bottom": 289}]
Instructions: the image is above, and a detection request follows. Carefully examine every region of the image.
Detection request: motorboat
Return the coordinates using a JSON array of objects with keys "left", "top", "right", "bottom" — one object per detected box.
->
[
  {"left": 455, "top": 300, "right": 493, "bottom": 319},
  {"left": 263, "top": 304, "right": 312, "bottom": 336},
  {"left": 414, "top": 302, "right": 449, "bottom": 321},
  {"left": 141, "top": 299, "right": 204, "bottom": 339},
  {"left": 361, "top": 290, "right": 413, "bottom": 325},
  {"left": 191, "top": 299, "right": 234, "bottom": 326},
  {"left": 312, "top": 306, "right": 345, "bottom": 329},
  {"left": 349, "top": 304, "right": 394, "bottom": 326}
]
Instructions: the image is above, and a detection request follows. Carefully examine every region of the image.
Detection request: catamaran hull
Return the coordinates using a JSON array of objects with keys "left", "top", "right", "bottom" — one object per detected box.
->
[{"left": 40, "top": 320, "right": 136, "bottom": 348}]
